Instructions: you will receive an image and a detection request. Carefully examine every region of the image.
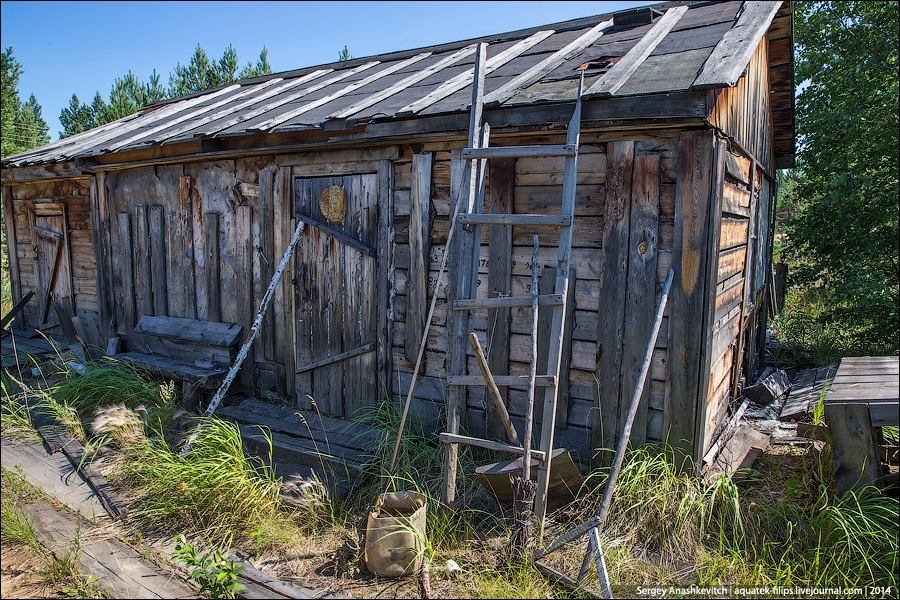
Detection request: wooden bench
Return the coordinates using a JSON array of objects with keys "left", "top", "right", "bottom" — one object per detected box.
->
[
  {"left": 115, "top": 315, "right": 243, "bottom": 408},
  {"left": 824, "top": 356, "right": 899, "bottom": 495}
]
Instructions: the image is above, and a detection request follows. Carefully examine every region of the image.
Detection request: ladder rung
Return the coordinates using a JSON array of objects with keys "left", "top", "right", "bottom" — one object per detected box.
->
[
  {"left": 462, "top": 144, "right": 577, "bottom": 159},
  {"left": 438, "top": 432, "right": 547, "bottom": 462},
  {"left": 458, "top": 214, "right": 573, "bottom": 227},
  {"left": 449, "top": 375, "right": 557, "bottom": 387},
  {"left": 454, "top": 294, "right": 564, "bottom": 310}
]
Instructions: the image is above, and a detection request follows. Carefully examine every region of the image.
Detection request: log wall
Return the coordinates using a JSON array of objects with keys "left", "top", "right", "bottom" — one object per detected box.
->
[
  {"left": 3, "top": 178, "right": 97, "bottom": 335},
  {"left": 389, "top": 133, "right": 679, "bottom": 465}
]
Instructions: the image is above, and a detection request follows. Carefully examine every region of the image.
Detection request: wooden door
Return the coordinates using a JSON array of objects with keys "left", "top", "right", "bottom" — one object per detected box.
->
[
  {"left": 294, "top": 174, "right": 378, "bottom": 418},
  {"left": 29, "top": 202, "right": 72, "bottom": 328}
]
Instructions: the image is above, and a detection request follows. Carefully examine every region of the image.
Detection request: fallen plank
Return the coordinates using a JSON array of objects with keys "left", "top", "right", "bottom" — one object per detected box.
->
[
  {"left": 1, "top": 290, "right": 34, "bottom": 329},
  {"left": 710, "top": 425, "right": 770, "bottom": 475},
  {"left": 24, "top": 503, "right": 198, "bottom": 599},
  {"left": 1, "top": 438, "right": 107, "bottom": 520},
  {"left": 744, "top": 367, "right": 791, "bottom": 405},
  {"left": 779, "top": 364, "right": 837, "bottom": 421}
]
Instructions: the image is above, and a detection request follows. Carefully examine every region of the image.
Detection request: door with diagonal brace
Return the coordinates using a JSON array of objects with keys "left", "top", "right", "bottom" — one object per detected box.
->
[
  {"left": 294, "top": 174, "right": 378, "bottom": 418},
  {"left": 29, "top": 202, "right": 72, "bottom": 329}
]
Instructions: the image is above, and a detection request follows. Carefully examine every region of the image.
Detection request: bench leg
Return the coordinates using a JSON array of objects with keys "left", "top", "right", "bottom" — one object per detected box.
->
[
  {"left": 182, "top": 381, "right": 203, "bottom": 413},
  {"left": 825, "top": 402, "right": 882, "bottom": 496}
]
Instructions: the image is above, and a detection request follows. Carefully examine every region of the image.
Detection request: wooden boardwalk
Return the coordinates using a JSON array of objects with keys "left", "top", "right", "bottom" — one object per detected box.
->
[{"left": 824, "top": 356, "right": 899, "bottom": 494}]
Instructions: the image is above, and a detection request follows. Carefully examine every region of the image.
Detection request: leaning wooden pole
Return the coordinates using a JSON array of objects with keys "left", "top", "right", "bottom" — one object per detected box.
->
[
  {"left": 180, "top": 220, "right": 305, "bottom": 455},
  {"left": 511, "top": 236, "right": 541, "bottom": 549},
  {"left": 204, "top": 220, "right": 306, "bottom": 418},
  {"left": 534, "top": 267, "right": 674, "bottom": 560}
]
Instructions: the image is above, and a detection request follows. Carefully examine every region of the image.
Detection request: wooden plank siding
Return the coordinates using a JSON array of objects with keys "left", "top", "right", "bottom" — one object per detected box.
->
[
  {"left": 708, "top": 36, "right": 775, "bottom": 174},
  {"left": 387, "top": 133, "right": 680, "bottom": 465},
  {"left": 5, "top": 178, "right": 96, "bottom": 334}
]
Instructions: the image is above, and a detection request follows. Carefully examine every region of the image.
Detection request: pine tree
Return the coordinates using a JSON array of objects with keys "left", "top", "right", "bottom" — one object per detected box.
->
[{"left": 1, "top": 47, "right": 48, "bottom": 156}]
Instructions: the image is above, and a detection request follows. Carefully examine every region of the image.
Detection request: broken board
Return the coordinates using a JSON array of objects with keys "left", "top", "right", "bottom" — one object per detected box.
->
[{"left": 475, "top": 448, "right": 583, "bottom": 511}]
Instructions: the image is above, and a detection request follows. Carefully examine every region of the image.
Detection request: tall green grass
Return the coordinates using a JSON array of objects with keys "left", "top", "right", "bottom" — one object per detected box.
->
[
  {"left": 110, "top": 417, "right": 288, "bottom": 546},
  {"left": 563, "top": 444, "right": 898, "bottom": 591}
]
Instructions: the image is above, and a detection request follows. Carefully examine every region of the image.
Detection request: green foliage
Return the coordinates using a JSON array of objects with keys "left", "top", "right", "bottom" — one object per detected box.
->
[
  {"left": 168, "top": 44, "right": 272, "bottom": 97},
  {"left": 769, "top": 287, "right": 845, "bottom": 367},
  {"left": 782, "top": 1, "right": 899, "bottom": 353},
  {"left": 1, "top": 46, "right": 49, "bottom": 156},
  {"left": 111, "top": 417, "right": 287, "bottom": 544},
  {"left": 338, "top": 46, "right": 353, "bottom": 62},
  {"left": 59, "top": 44, "right": 272, "bottom": 138},
  {"left": 172, "top": 534, "right": 246, "bottom": 599}
]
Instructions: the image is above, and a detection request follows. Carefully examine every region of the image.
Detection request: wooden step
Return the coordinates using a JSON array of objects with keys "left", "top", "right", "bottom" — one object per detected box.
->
[
  {"left": 438, "top": 432, "right": 547, "bottom": 462},
  {"left": 217, "top": 399, "right": 388, "bottom": 495},
  {"left": 453, "top": 294, "right": 563, "bottom": 310},
  {"left": 448, "top": 374, "right": 557, "bottom": 387},
  {"left": 462, "top": 144, "right": 577, "bottom": 159},
  {"left": 457, "top": 214, "right": 573, "bottom": 226}
]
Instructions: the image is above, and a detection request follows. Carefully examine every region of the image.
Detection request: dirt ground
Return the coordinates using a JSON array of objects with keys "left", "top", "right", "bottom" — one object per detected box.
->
[{"left": 1, "top": 543, "right": 66, "bottom": 599}]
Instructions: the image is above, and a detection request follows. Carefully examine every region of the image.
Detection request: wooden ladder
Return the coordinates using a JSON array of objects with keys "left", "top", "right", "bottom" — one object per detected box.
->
[{"left": 440, "top": 42, "right": 584, "bottom": 535}]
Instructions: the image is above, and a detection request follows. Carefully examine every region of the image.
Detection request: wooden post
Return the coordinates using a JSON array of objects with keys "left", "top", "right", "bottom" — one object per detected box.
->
[
  {"left": 486, "top": 157, "right": 514, "bottom": 440},
  {"left": 375, "top": 160, "right": 394, "bottom": 400},
  {"left": 204, "top": 213, "right": 221, "bottom": 322},
  {"left": 2, "top": 185, "right": 23, "bottom": 329},
  {"left": 179, "top": 176, "right": 197, "bottom": 319},
  {"left": 135, "top": 204, "right": 153, "bottom": 317},
  {"left": 236, "top": 204, "right": 255, "bottom": 387},
  {"left": 621, "top": 154, "right": 661, "bottom": 445},
  {"left": 665, "top": 130, "right": 717, "bottom": 470},
  {"left": 406, "top": 152, "right": 433, "bottom": 365},
  {"left": 593, "top": 141, "right": 634, "bottom": 465},
  {"left": 117, "top": 213, "right": 136, "bottom": 346},
  {"left": 826, "top": 403, "right": 882, "bottom": 496},
  {"left": 149, "top": 206, "right": 167, "bottom": 316},
  {"left": 258, "top": 169, "right": 276, "bottom": 361},
  {"left": 89, "top": 173, "right": 116, "bottom": 339}
]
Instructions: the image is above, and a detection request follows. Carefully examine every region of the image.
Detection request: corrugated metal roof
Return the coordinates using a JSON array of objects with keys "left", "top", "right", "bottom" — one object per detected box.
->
[{"left": 1, "top": 0, "right": 789, "bottom": 169}]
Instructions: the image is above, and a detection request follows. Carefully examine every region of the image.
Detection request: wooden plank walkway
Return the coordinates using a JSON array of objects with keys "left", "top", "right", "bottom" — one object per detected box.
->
[
  {"left": 1, "top": 328, "right": 66, "bottom": 369},
  {"left": 824, "top": 356, "right": 899, "bottom": 495},
  {"left": 779, "top": 364, "right": 838, "bottom": 422},
  {"left": 217, "top": 398, "right": 388, "bottom": 497},
  {"left": 3, "top": 435, "right": 351, "bottom": 599}
]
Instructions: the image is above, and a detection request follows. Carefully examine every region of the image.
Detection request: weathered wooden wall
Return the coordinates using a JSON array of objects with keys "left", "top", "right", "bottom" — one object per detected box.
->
[
  {"left": 103, "top": 157, "right": 291, "bottom": 393},
  {"left": 4, "top": 178, "right": 98, "bottom": 335},
  {"left": 709, "top": 36, "right": 775, "bottom": 174},
  {"left": 388, "top": 133, "right": 679, "bottom": 464}
]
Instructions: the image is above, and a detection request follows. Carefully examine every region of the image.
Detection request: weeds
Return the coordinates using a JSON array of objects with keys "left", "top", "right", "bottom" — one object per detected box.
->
[
  {"left": 1, "top": 467, "right": 108, "bottom": 598},
  {"left": 110, "top": 417, "right": 290, "bottom": 548},
  {"left": 554, "top": 444, "right": 898, "bottom": 592},
  {"left": 172, "top": 534, "right": 246, "bottom": 599}
]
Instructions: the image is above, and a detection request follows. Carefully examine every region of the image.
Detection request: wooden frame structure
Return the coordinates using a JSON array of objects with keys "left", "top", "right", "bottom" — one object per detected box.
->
[{"left": 2, "top": 1, "right": 795, "bottom": 472}]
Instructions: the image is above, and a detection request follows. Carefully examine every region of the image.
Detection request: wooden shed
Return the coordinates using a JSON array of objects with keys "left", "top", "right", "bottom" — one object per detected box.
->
[{"left": 2, "top": 1, "right": 794, "bottom": 475}]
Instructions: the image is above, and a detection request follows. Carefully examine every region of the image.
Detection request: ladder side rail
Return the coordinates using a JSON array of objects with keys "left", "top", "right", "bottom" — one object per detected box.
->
[
  {"left": 534, "top": 73, "right": 585, "bottom": 535},
  {"left": 444, "top": 42, "right": 488, "bottom": 504}
]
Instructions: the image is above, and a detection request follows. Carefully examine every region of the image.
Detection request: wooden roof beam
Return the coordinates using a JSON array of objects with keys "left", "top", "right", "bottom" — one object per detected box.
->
[
  {"left": 397, "top": 29, "right": 555, "bottom": 116},
  {"left": 483, "top": 19, "right": 614, "bottom": 106},
  {"left": 584, "top": 6, "right": 688, "bottom": 98},
  {"left": 199, "top": 63, "right": 377, "bottom": 137},
  {"left": 328, "top": 45, "right": 478, "bottom": 120},
  {"left": 692, "top": 1, "right": 783, "bottom": 89},
  {"left": 254, "top": 53, "right": 433, "bottom": 132}
]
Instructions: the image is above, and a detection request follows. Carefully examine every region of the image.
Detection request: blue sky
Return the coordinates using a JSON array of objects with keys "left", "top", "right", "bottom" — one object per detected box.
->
[{"left": 1, "top": 1, "right": 655, "bottom": 140}]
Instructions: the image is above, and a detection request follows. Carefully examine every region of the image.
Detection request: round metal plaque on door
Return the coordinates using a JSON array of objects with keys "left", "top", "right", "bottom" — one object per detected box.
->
[{"left": 318, "top": 185, "right": 347, "bottom": 224}]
